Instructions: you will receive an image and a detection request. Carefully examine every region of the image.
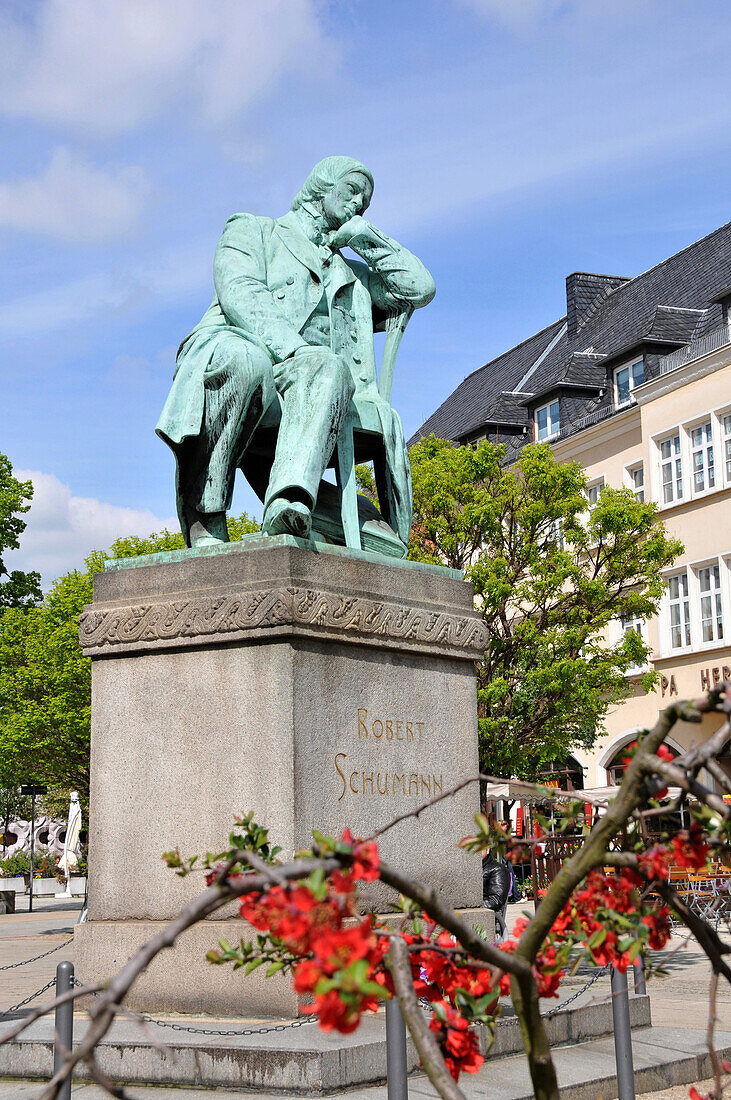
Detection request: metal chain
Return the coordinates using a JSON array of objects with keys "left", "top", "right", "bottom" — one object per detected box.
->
[
  {"left": 139, "top": 1013, "right": 320, "bottom": 1036},
  {"left": 65, "top": 966, "right": 610, "bottom": 1038},
  {"left": 0, "top": 936, "right": 73, "bottom": 971},
  {"left": 71, "top": 977, "right": 319, "bottom": 1036},
  {"left": 1, "top": 975, "right": 57, "bottom": 1016},
  {"left": 542, "top": 965, "right": 608, "bottom": 1019},
  {"left": 418, "top": 965, "right": 609, "bottom": 1027}
]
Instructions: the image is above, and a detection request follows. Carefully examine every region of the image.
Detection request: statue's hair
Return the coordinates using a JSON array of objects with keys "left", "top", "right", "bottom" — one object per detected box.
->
[{"left": 291, "top": 156, "right": 374, "bottom": 211}]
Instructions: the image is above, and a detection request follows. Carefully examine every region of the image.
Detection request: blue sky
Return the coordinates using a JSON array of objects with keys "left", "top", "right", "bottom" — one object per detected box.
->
[{"left": 2, "top": 0, "right": 731, "bottom": 581}]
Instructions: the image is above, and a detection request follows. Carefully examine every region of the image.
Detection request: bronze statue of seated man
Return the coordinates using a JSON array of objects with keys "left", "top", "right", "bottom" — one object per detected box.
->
[{"left": 156, "top": 155, "right": 435, "bottom": 548}]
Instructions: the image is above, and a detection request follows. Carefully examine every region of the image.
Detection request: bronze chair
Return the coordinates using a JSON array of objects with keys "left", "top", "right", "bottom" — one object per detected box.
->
[{"left": 243, "top": 306, "right": 413, "bottom": 557}]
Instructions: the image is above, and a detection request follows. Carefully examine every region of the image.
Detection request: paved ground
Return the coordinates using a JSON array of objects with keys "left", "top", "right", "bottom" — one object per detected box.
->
[{"left": 0, "top": 897, "right": 729, "bottom": 1097}]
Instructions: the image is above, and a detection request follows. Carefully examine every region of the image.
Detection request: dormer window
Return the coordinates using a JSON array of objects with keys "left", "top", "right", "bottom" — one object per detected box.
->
[
  {"left": 614, "top": 359, "right": 644, "bottom": 408},
  {"left": 534, "top": 399, "right": 560, "bottom": 441}
]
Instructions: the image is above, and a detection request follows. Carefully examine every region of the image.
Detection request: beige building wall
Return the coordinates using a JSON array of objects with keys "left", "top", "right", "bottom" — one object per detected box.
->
[{"left": 552, "top": 341, "right": 731, "bottom": 791}]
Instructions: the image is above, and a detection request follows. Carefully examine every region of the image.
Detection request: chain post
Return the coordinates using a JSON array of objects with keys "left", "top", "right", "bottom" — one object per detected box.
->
[
  {"left": 386, "top": 997, "right": 409, "bottom": 1100},
  {"left": 53, "top": 961, "right": 74, "bottom": 1100},
  {"left": 611, "top": 965, "right": 636, "bottom": 1100},
  {"left": 632, "top": 953, "right": 647, "bottom": 996},
  {"left": 28, "top": 792, "right": 35, "bottom": 913}
]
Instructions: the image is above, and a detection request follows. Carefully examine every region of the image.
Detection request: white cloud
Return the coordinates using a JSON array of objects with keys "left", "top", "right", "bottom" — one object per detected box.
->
[
  {"left": 0, "top": 148, "right": 147, "bottom": 242},
  {"left": 0, "top": 239, "right": 210, "bottom": 336},
  {"left": 5, "top": 470, "right": 177, "bottom": 584},
  {"left": 0, "top": 0, "right": 331, "bottom": 135}
]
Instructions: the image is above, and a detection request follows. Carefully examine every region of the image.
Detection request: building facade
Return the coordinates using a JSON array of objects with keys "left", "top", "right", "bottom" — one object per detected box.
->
[{"left": 413, "top": 222, "right": 731, "bottom": 793}]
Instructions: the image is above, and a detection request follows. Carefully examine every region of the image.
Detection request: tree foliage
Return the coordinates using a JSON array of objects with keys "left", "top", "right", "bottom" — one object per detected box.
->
[
  {"left": 407, "top": 436, "right": 682, "bottom": 779},
  {"left": 0, "top": 452, "right": 42, "bottom": 609},
  {"left": 0, "top": 514, "right": 259, "bottom": 800}
]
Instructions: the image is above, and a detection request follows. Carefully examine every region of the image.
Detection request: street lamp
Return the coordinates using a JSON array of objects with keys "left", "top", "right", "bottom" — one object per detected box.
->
[{"left": 20, "top": 785, "right": 47, "bottom": 913}]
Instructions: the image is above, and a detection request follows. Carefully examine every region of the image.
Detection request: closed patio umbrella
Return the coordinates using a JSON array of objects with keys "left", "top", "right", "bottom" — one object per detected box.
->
[{"left": 58, "top": 791, "right": 81, "bottom": 897}]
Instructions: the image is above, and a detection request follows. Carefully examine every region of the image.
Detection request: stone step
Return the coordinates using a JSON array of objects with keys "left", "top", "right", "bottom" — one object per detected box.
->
[
  {"left": 0, "top": 995, "right": 650, "bottom": 1092},
  {"left": 2, "top": 1026, "right": 727, "bottom": 1100}
]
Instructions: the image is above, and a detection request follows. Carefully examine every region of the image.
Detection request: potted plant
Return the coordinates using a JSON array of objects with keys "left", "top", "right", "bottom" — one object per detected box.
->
[
  {"left": 0, "top": 850, "right": 31, "bottom": 893},
  {"left": 29, "top": 848, "right": 61, "bottom": 895}
]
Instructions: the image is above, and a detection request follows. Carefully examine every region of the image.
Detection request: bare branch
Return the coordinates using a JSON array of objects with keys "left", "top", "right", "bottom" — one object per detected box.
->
[
  {"left": 377, "top": 857, "right": 526, "bottom": 977},
  {"left": 656, "top": 882, "right": 731, "bottom": 984},
  {"left": 0, "top": 981, "right": 105, "bottom": 1045},
  {"left": 509, "top": 968, "right": 561, "bottom": 1100},
  {"left": 517, "top": 700, "right": 685, "bottom": 964},
  {"left": 652, "top": 759, "right": 730, "bottom": 818},
  {"left": 367, "top": 773, "right": 610, "bottom": 845},
  {"left": 705, "top": 758, "right": 731, "bottom": 798},
  {"left": 387, "top": 935, "right": 466, "bottom": 1100},
  {"left": 708, "top": 971, "right": 722, "bottom": 1100},
  {"left": 4, "top": 856, "right": 340, "bottom": 1093}
]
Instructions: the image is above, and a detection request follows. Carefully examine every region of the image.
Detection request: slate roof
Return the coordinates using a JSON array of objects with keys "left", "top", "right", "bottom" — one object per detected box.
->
[
  {"left": 411, "top": 220, "right": 731, "bottom": 444},
  {"left": 411, "top": 318, "right": 564, "bottom": 441}
]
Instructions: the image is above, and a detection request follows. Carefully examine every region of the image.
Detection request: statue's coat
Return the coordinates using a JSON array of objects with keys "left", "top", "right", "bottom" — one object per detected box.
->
[{"left": 157, "top": 209, "right": 435, "bottom": 544}]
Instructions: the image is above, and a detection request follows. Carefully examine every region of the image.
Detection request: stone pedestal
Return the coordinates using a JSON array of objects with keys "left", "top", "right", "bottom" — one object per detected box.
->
[{"left": 75, "top": 536, "right": 486, "bottom": 1015}]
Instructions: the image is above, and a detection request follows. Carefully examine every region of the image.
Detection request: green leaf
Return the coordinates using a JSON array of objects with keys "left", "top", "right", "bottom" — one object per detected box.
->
[{"left": 244, "top": 957, "right": 267, "bottom": 976}]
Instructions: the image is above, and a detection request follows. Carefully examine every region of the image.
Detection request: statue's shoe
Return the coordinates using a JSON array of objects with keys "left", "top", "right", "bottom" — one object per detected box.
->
[{"left": 263, "top": 498, "right": 312, "bottom": 539}]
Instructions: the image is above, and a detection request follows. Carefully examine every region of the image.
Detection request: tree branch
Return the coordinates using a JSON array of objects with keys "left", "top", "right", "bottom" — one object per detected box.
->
[
  {"left": 3, "top": 856, "right": 340, "bottom": 1092},
  {"left": 656, "top": 882, "right": 731, "bottom": 984},
  {"left": 517, "top": 701, "right": 687, "bottom": 964},
  {"left": 377, "top": 857, "right": 526, "bottom": 977},
  {"left": 510, "top": 968, "right": 561, "bottom": 1100},
  {"left": 387, "top": 935, "right": 466, "bottom": 1100}
]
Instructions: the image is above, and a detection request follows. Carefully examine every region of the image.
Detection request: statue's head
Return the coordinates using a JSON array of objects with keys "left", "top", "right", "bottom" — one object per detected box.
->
[{"left": 291, "top": 156, "right": 374, "bottom": 228}]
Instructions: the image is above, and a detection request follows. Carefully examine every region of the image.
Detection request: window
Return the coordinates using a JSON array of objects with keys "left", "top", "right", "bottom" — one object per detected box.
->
[
  {"left": 627, "top": 464, "right": 644, "bottom": 502},
  {"left": 538, "top": 755, "right": 584, "bottom": 791},
  {"left": 723, "top": 414, "right": 731, "bottom": 484},
  {"left": 659, "top": 433, "right": 683, "bottom": 504},
  {"left": 620, "top": 612, "right": 647, "bottom": 673},
  {"left": 548, "top": 517, "right": 564, "bottom": 549},
  {"left": 668, "top": 572, "right": 691, "bottom": 649},
  {"left": 586, "top": 477, "right": 604, "bottom": 509},
  {"left": 697, "top": 564, "right": 723, "bottom": 643},
  {"left": 535, "top": 399, "right": 560, "bottom": 441},
  {"left": 606, "top": 742, "right": 677, "bottom": 786},
  {"left": 614, "top": 360, "right": 645, "bottom": 407},
  {"left": 690, "top": 421, "right": 715, "bottom": 494}
]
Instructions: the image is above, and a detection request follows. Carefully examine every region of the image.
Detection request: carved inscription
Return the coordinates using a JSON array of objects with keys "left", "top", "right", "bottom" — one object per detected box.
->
[
  {"left": 333, "top": 709, "right": 443, "bottom": 802},
  {"left": 357, "top": 708, "right": 424, "bottom": 742}
]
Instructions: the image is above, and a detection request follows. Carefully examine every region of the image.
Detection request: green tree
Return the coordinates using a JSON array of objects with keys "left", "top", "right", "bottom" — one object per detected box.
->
[
  {"left": 0, "top": 784, "right": 30, "bottom": 853},
  {"left": 0, "top": 514, "right": 259, "bottom": 801},
  {"left": 0, "top": 452, "right": 42, "bottom": 609},
  {"left": 407, "top": 436, "right": 682, "bottom": 779}
]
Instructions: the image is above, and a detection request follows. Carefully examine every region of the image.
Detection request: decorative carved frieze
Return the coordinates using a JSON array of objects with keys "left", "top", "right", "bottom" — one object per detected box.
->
[{"left": 79, "top": 585, "right": 488, "bottom": 658}]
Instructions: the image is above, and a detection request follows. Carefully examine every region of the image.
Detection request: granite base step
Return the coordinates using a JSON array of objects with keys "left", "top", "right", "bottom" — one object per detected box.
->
[{"left": 0, "top": 995, "right": 650, "bottom": 1092}]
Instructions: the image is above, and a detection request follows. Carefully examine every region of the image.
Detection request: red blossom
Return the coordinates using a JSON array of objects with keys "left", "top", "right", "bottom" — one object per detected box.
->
[
  {"left": 340, "top": 830, "right": 380, "bottom": 881},
  {"left": 672, "top": 823, "right": 710, "bottom": 871},
  {"left": 639, "top": 845, "right": 672, "bottom": 880},
  {"left": 621, "top": 741, "right": 638, "bottom": 766},
  {"left": 642, "top": 909, "right": 671, "bottom": 951},
  {"left": 429, "top": 1002, "right": 484, "bottom": 1080}
]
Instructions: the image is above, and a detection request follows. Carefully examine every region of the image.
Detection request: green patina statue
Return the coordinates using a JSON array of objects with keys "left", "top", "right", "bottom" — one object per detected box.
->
[{"left": 156, "top": 156, "right": 435, "bottom": 553}]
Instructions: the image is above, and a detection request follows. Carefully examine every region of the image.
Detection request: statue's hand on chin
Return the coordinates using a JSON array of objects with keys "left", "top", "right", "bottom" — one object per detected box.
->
[{"left": 328, "top": 214, "right": 370, "bottom": 250}]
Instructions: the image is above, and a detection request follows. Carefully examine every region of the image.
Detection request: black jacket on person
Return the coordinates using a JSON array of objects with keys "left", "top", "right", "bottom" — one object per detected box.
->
[{"left": 482, "top": 854, "right": 511, "bottom": 911}]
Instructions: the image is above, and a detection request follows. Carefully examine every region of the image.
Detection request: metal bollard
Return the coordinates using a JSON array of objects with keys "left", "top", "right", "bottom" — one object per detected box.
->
[
  {"left": 633, "top": 954, "right": 647, "bottom": 996},
  {"left": 386, "top": 996, "right": 409, "bottom": 1100},
  {"left": 611, "top": 965, "right": 636, "bottom": 1100},
  {"left": 53, "top": 961, "right": 74, "bottom": 1100}
]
